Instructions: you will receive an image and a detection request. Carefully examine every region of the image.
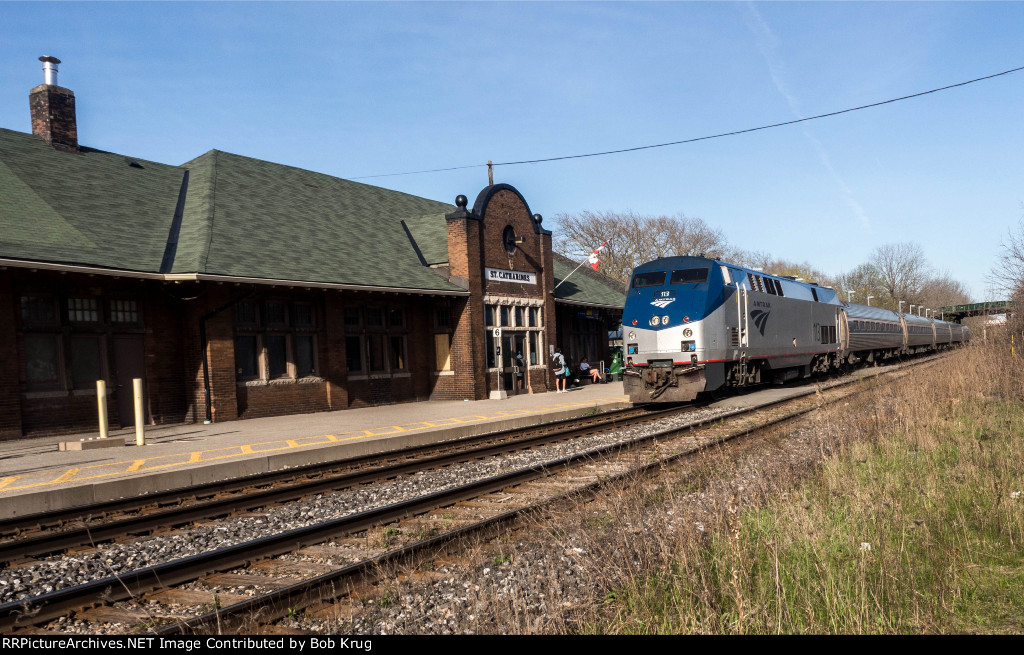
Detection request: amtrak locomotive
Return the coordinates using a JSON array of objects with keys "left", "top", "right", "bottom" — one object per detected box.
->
[{"left": 622, "top": 256, "right": 970, "bottom": 403}]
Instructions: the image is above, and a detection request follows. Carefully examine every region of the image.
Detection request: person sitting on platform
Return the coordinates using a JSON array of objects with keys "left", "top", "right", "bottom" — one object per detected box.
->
[{"left": 579, "top": 357, "right": 603, "bottom": 384}]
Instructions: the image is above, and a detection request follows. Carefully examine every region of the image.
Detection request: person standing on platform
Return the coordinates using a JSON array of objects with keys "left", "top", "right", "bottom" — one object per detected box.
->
[{"left": 552, "top": 347, "right": 567, "bottom": 393}]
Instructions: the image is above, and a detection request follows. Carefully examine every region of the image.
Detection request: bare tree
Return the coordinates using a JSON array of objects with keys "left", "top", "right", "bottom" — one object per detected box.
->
[
  {"left": 989, "top": 216, "right": 1024, "bottom": 331},
  {"left": 552, "top": 211, "right": 731, "bottom": 284},
  {"left": 917, "top": 272, "right": 971, "bottom": 312},
  {"left": 871, "top": 242, "right": 929, "bottom": 306},
  {"left": 835, "top": 262, "right": 884, "bottom": 306},
  {"left": 990, "top": 218, "right": 1024, "bottom": 297}
]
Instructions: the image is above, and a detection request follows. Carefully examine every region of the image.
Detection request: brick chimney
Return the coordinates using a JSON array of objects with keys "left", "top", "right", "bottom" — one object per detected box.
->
[{"left": 29, "top": 56, "right": 78, "bottom": 152}]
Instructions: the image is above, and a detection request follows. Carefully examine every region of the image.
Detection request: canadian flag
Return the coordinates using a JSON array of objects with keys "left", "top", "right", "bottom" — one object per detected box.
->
[{"left": 588, "top": 240, "right": 609, "bottom": 271}]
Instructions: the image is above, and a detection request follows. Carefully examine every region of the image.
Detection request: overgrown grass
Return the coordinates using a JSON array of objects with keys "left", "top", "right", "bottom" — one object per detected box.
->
[{"left": 592, "top": 343, "right": 1024, "bottom": 634}]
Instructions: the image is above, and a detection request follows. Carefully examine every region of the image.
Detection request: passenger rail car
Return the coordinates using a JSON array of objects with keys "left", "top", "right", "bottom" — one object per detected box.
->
[{"left": 622, "top": 256, "right": 970, "bottom": 402}]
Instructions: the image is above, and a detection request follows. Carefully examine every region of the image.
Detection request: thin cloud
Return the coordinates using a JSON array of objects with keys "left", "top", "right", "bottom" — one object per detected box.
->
[{"left": 743, "top": 3, "right": 871, "bottom": 230}]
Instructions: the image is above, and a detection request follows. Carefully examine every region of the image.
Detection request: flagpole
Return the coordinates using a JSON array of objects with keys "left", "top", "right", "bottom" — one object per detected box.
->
[{"left": 553, "top": 240, "right": 608, "bottom": 291}]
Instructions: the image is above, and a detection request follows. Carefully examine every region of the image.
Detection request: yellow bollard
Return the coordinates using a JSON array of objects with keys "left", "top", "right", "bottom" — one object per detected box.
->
[
  {"left": 96, "top": 380, "right": 109, "bottom": 439},
  {"left": 133, "top": 378, "right": 145, "bottom": 446}
]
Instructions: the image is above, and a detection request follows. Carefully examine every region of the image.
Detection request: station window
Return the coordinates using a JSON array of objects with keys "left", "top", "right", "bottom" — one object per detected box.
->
[
  {"left": 434, "top": 333, "right": 451, "bottom": 371},
  {"left": 344, "top": 305, "right": 408, "bottom": 375},
  {"left": 235, "top": 335, "right": 259, "bottom": 378},
  {"left": 17, "top": 293, "right": 132, "bottom": 393},
  {"left": 68, "top": 297, "right": 99, "bottom": 323},
  {"left": 110, "top": 300, "right": 140, "bottom": 324},
  {"left": 21, "top": 295, "right": 58, "bottom": 325},
  {"left": 345, "top": 336, "right": 363, "bottom": 372},
  {"left": 24, "top": 333, "right": 62, "bottom": 391},
  {"left": 484, "top": 303, "right": 544, "bottom": 371},
  {"left": 234, "top": 297, "right": 320, "bottom": 381},
  {"left": 433, "top": 302, "right": 453, "bottom": 372},
  {"left": 434, "top": 305, "right": 451, "bottom": 329},
  {"left": 365, "top": 308, "right": 384, "bottom": 328},
  {"left": 344, "top": 307, "right": 361, "bottom": 329}
]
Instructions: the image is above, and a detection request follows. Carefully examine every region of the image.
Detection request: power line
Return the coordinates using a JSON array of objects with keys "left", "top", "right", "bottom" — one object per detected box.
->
[{"left": 348, "top": 64, "right": 1024, "bottom": 180}]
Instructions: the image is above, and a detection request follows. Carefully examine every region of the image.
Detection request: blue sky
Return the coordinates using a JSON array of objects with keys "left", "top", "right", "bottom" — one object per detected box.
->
[{"left": 1, "top": 2, "right": 1021, "bottom": 299}]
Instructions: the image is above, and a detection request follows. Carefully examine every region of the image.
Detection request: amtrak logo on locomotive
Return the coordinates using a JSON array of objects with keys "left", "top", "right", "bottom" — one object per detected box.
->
[
  {"left": 650, "top": 289, "right": 676, "bottom": 308},
  {"left": 750, "top": 309, "right": 772, "bottom": 336}
]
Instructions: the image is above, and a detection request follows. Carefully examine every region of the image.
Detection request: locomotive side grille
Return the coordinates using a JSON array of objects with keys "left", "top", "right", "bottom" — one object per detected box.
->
[{"left": 730, "top": 327, "right": 740, "bottom": 347}]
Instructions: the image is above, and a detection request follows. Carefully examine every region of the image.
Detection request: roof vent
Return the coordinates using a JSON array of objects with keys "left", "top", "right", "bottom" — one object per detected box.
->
[
  {"left": 40, "top": 55, "right": 60, "bottom": 86},
  {"left": 125, "top": 158, "right": 144, "bottom": 169}
]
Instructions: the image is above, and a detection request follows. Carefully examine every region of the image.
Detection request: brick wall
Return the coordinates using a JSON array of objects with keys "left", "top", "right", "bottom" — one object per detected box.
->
[
  {"left": 0, "top": 272, "right": 23, "bottom": 440},
  {"left": 184, "top": 285, "right": 241, "bottom": 424},
  {"left": 237, "top": 381, "right": 330, "bottom": 419},
  {"left": 323, "top": 291, "right": 350, "bottom": 410},
  {"left": 446, "top": 214, "right": 488, "bottom": 400}
]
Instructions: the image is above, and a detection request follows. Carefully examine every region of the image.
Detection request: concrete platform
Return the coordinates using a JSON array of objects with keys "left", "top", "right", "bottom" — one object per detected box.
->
[{"left": 0, "top": 383, "right": 630, "bottom": 519}]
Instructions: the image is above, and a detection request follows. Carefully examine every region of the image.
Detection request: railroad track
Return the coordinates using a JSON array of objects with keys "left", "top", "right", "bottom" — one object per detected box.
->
[
  {"left": 0, "top": 356, "right": 942, "bottom": 633},
  {"left": 0, "top": 402, "right": 707, "bottom": 566}
]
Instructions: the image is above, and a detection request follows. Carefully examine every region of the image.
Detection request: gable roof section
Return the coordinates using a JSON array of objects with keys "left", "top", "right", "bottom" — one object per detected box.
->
[
  {"left": 552, "top": 252, "right": 626, "bottom": 309},
  {"left": 173, "top": 150, "right": 461, "bottom": 292},
  {"left": 0, "top": 128, "right": 184, "bottom": 273}
]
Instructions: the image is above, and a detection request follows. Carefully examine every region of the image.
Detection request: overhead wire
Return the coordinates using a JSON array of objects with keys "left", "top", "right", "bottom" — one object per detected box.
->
[{"left": 347, "top": 64, "right": 1024, "bottom": 180}]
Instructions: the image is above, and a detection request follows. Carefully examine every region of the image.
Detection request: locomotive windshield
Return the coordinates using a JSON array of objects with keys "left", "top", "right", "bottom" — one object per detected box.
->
[
  {"left": 669, "top": 268, "right": 709, "bottom": 285},
  {"left": 632, "top": 271, "right": 667, "bottom": 288}
]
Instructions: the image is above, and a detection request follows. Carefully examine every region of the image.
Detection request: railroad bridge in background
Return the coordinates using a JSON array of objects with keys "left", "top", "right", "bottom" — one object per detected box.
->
[{"left": 937, "top": 301, "right": 1015, "bottom": 323}]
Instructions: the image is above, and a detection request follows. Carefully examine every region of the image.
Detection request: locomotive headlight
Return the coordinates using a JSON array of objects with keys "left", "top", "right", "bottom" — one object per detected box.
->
[
  {"left": 628, "top": 331, "right": 636, "bottom": 340},
  {"left": 649, "top": 316, "right": 660, "bottom": 326},
  {"left": 682, "top": 328, "right": 693, "bottom": 338},
  {"left": 661, "top": 315, "right": 669, "bottom": 325}
]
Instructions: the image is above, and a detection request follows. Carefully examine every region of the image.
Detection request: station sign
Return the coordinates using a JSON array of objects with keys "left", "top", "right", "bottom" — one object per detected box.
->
[{"left": 485, "top": 268, "right": 536, "bottom": 285}]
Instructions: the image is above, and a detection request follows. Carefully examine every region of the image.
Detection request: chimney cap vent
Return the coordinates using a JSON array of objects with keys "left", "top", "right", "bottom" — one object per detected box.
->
[{"left": 38, "top": 55, "right": 61, "bottom": 86}]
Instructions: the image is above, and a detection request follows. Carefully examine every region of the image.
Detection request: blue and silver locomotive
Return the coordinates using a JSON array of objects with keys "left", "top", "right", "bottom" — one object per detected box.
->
[{"left": 622, "top": 256, "right": 970, "bottom": 403}]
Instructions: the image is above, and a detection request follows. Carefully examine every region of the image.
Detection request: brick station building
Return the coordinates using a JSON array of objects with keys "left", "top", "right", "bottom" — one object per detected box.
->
[{"left": 0, "top": 59, "right": 624, "bottom": 440}]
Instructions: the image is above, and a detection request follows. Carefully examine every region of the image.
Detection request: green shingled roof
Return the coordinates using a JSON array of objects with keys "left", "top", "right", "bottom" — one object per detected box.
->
[
  {"left": 552, "top": 252, "right": 626, "bottom": 308},
  {"left": 0, "top": 128, "right": 184, "bottom": 273},
  {"left": 401, "top": 213, "right": 450, "bottom": 266},
  {"left": 0, "top": 129, "right": 464, "bottom": 293},
  {"left": 174, "top": 150, "right": 460, "bottom": 291}
]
